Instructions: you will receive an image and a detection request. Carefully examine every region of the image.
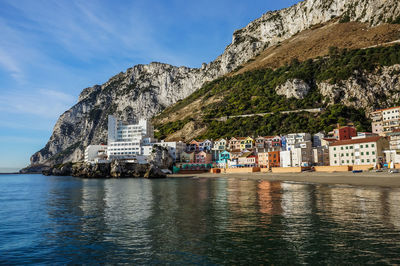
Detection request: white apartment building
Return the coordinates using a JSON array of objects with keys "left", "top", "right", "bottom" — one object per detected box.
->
[
  {"left": 280, "top": 141, "right": 313, "bottom": 167},
  {"left": 291, "top": 141, "right": 313, "bottom": 167},
  {"left": 280, "top": 151, "right": 292, "bottom": 168},
  {"left": 107, "top": 115, "right": 155, "bottom": 160},
  {"left": 285, "top": 133, "right": 312, "bottom": 150},
  {"left": 85, "top": 145, "right": 107, "bottom": 163},
  {"left": 329, "top": 136, "right": 388, "bottom": 166},
  {"left": 383, "top": 130, "right": 400, "bottom": 164},
  {"left": 371, "top": 106, "right": 400, "bottom": 135}
]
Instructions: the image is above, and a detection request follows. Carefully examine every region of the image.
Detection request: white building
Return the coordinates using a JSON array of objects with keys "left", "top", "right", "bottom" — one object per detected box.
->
[
  {"left": 282, "top": 133, "right": 313, "bottom": 167},
  {"left": 285, "top": 133, "right": 312, "bottom": 150},
  {"left": 290, "top": 141, "right": 313, "bottom": 167},
  {"left": 85, "top": 145, "right": 108, "bottom": 163},
  {"left": 280, "top": 151, "right": 292, "bottom": 168},
  {"left": 384, "top": 150, "right": 400, "bottom": 165},
  {"left": 106, "top": 115, "right": 155, "bottom": 161},
  {"left": 371, "top": 106, "right": 400, "bottom": 135},
  {"left": 329, "top": 136, "right": 388, "bottom": 166}
]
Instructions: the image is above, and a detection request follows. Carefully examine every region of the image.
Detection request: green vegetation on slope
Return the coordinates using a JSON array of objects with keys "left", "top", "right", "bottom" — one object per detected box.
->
[
  {"left": 155, "top": 45, "right": 400, "bottom": 139},
  {"left": 199, "top": 105, "right": 370, "bottom": 140},
  {"left": 155, "top": 117, "right": 193, "bottom": 140}
]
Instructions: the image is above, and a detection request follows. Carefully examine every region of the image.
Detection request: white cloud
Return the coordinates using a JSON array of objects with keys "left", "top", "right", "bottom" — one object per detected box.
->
[
  {"left": 0, "top": 89, "right": 75, "bottom": 119},
  {"left": 0, "top": 48, "right": 22, "bottom": 78}
]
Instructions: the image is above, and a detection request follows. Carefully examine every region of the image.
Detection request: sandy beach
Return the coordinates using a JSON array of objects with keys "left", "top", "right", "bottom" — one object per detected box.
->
[{"left": 169, "top": 171, "right": 400, "bottom": 188}]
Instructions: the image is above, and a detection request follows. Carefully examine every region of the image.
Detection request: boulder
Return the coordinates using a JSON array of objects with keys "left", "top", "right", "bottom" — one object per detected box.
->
[{"left": 144, "top": 165, "right": 167, "bottom": 179}]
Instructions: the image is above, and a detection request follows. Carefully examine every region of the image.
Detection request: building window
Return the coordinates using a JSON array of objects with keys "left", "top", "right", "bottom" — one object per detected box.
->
[
  {"left": 362, "top": 159, "right": 365, "bottom": 163},
  {"left": 367, "top": 159, "right": 370, "bottom": 163},
  {"left": 366, "top": 144, "right": 369, "bottom": 148},
  {"left": 373, "top": 159, "right": 376, "bottom": 162},
  {"left": 342, "top": 160, "right": 344, "bottom": 164},
  {"left": 366, "top": 152, "right": 369, "bottom": 155},
  {"left": 371, "top": 144, "right": 375, "bottom": 147},
  {"left": 334, "top": 147, "right": 337, "bottom": 151},
  {"left": 360, "top": 145, "right": 363, "bottom": 148},
  {"left": 372, "top": 151, "right": 375, "bottom": 155},
  {"left": 341, "top": 147, "right": 344, "bottom": 150},
  {"left": 334, "top": 154, "right": 337, "bottom": 157}
]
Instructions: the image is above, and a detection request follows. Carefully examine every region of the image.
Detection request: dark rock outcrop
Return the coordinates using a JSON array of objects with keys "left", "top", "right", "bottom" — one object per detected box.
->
[
  {"left": 42, "top": 160, "right": 167, "bottom": 179},
  {"left": 144, "top": 165, "right": 167, "bottom": 179}
]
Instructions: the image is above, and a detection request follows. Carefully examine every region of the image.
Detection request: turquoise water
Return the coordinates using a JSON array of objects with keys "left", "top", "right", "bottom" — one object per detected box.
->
[{"left": 1, "top": 174, "right": 400, "bottom": 264}]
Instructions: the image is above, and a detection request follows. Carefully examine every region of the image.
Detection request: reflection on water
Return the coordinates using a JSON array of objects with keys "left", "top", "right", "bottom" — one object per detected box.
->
[{"left": 0, "top": 175, "right": 400, "bottom": 264}]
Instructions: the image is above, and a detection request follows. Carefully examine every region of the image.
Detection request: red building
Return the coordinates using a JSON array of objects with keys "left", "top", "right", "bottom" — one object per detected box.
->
[{"left": 333, "top": 126, "right": 357, "bottom": 141}]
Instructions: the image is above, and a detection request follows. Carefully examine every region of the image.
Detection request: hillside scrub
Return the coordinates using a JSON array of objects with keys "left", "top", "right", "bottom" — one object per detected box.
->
[
  {"left": 155, "top": 45, "right": 400, "bottom": 139},
  {"left": 158, "top": 45, "right": 400, "bottom": 122},
  {"left": 198, "top": 105, "right": 370, "bottom": 140}
]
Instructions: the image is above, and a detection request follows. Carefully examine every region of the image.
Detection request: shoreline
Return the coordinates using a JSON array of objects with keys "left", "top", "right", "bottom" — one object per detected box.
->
[{"left": 168, "top": 171, "right": 400, "bottom": 188}]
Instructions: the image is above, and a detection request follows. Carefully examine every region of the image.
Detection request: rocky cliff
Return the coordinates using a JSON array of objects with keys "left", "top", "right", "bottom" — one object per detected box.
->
[{"left": 30, "top": 0, "right": 400, "bottom": 166}]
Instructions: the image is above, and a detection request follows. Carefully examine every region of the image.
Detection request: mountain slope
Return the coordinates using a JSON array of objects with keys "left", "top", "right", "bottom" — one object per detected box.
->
[
  {"left": 234, "top": 20, "right": 400, "bottom": 73},
  {"left": 153, "top": 44, "right": 400, "bottom": 141},
  {"left": 30, "top": 0, "right": 400, "bottom": 167}
]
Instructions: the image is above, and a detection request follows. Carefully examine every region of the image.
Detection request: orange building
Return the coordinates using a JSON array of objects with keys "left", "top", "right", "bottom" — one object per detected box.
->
[
  {"left": 268, "top": 151, "right": 280, "bottom": 167},
  {"left": 258, "top": 151, "right": 280, "bottom": 168}
]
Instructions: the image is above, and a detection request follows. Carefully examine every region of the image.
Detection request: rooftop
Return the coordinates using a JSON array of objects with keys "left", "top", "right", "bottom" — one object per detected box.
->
[
  {"left": 373, "top": 106, "right": 400, "bottom": 112},
  {"left": 330, "top": 136, "right": 382, "bottom": 147}
]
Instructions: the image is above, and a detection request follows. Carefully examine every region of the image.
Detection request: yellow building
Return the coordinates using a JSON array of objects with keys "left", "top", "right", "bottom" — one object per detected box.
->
[{"left": 239, "top": 137, "right": 254, "bottom": 150}]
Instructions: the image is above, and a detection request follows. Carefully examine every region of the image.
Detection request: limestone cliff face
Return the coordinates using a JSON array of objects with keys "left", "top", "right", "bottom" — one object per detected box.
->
[
  {"left": 276, "top": 79, "right": 311, "bottom": 99},
  {"left": 318, "top": 65, "right": 400, "bottom": 112},
  {"left": 30, "top": 0, "right": 400, "bottom": 166},
  {"left": 270, "top": 65, "right": 400, "bottom": 113}
]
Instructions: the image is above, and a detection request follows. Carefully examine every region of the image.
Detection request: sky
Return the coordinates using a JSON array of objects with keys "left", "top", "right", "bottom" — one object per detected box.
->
[{"left": 0, "top": 0, "right": 301, "bottom": 172}]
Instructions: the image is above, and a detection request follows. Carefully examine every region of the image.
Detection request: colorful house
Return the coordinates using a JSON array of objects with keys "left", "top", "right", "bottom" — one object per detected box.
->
[
  {"left": 216, "top": 150, "right": 231, "bottom": 167},
  {"left": 256, "top": 136, "right": 282, "bottom": 151},
  {"left": 201, "top": 139, "right": 213, "bottom": 152},
  {"left": 258, "top": 152, "right": 269, "bottom": 168},
  {"left": 258, "top": 151, "right": 280, "bottom": 168},
  {"left": 229, "top": 137, "right": 241, "bottom": 151},
  {"left": 255, "top": 136, "right": 267, "bottom": 149},
  {"left": 188, "top": 140, "right": 201, "bottom": 152},
  {"left": 213, "top": 139, "right": 227, "bottom": 151},
  {"left": 212, "top": 138, "right": 227, "bottom": 163},
  {"left": 240, "top": 137, "right": 254, "bottom": 150},
  {"left": 266, "top": 136, "right": 282, "bottom": 150},
  {"left": 267, "top": 151, "right": 280, "bottom": 167},
  {"left": 194, "top": 151, "right": 212, "bottom": 164},
  {"left": 238, "top": 152, "right": 257, "bottom": 167}
]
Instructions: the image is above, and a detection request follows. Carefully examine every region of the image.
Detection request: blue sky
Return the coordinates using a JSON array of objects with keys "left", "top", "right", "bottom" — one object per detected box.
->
[{"left": 0, "top": 0, "right": 300, "bottom": 172}]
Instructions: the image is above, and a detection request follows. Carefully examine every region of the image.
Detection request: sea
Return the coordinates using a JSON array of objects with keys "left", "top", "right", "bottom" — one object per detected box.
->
[{"left": 1, "top": 174, "right": 400, "bottom": 264}]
